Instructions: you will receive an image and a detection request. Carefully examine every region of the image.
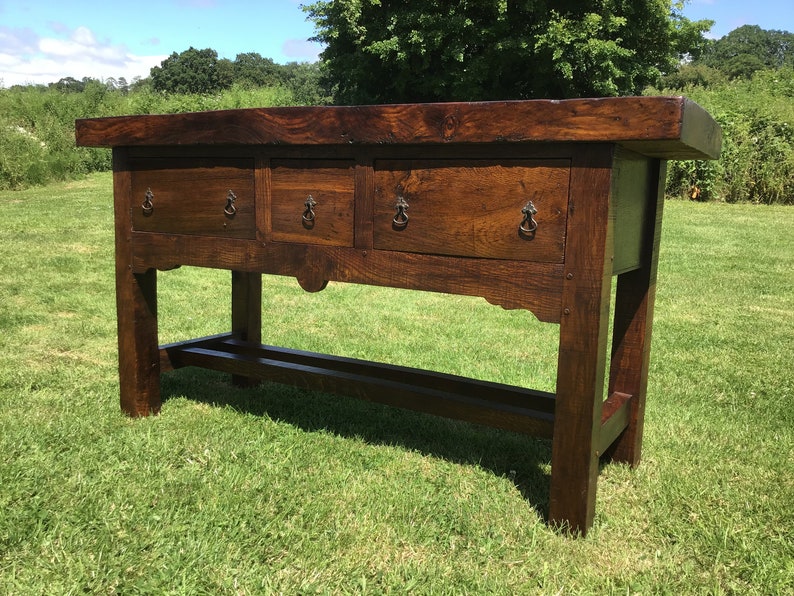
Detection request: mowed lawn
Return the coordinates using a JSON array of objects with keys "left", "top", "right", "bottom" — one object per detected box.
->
[{"left": 1, "top": 173, "right": 792, "bottom": 594}]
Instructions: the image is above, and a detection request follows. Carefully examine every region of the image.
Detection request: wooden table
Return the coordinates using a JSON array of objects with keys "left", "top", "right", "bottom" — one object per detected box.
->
[{"left": 76, "top": 97, "right": 720, "bottom": 535}]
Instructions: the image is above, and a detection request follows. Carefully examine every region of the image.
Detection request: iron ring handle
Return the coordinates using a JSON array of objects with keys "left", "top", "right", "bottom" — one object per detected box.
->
[
  {"left": 302, "top": 194, "right": 317, "bottom": 224},
  {"left": 224, "top": 190, "right": 237, "bottom": 216},
  {"left": 142, "top": 188, "right": 154, "bottom": 215},
  {"left": 393, "top": 195, "right": 409, "bottom": 228},
  {"left": 519, "top": 201, "right": 538, "bottom": 234}
]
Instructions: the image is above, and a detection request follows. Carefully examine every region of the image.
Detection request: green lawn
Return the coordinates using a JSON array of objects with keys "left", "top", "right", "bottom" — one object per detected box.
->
[{"left": 1, "top": 173, "right": 792, "bottom": 594}]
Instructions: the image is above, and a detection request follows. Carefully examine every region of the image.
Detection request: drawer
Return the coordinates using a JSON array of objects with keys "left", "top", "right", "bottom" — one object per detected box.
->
[
  {"left": 374, "top": 159, "right": 570, "bottom": 262},
  {"left": 270, "top": 159, "right": 355, "bottom": 247},
  {"left": 130, "top": 157, "right": 256, "bottom": 238}
]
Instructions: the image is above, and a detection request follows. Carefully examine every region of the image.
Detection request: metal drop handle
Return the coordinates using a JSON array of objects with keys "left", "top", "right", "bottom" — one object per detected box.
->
[
  {"left": 302, "top": 195, "right": 317, "bottom": 226},
  {"left": 224, "top": 190, "right": 237, "bottom": 216},
  {"left": 142, "top": 188, "right": 154, "bottom": 215},
  {"left": 393, "top": 195, "right": 409, "bottom": 229},
  {"left": 519, "top": 201, "right": 538, "bottom": 234}
]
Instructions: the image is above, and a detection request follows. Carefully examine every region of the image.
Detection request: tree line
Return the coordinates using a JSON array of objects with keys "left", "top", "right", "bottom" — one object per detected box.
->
[
  {"left": 149, "top": 49, "right": 329, "bottom": 105},
  {"left": 34, "top": 22, "right": 794, "bottom": 102},
  {"left": 33, "top": 50, "right": 329, "bottom": 106},
  {"left": 660, "top": 25, "right": 794, "bottom": 88}
]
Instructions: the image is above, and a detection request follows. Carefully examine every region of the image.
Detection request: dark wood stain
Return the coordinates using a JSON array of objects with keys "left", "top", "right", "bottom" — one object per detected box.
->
[{"left": 76, "top": 97, "right": 721, "bottom": 536}]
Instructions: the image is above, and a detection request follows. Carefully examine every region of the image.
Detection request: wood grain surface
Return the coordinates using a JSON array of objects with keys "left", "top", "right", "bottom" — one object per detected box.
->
[{"left": 76, "top": 97, "right": 721, "bottom": 160}]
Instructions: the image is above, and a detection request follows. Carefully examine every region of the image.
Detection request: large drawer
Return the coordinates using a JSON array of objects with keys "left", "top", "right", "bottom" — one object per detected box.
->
[
  {"left": 374, "top": 159, "right": 570, "bottom": 262},
  {"left": 270, "top": 159, "right": 356, "bottom": 247},
  {"left": 130, "top": 157, "right": 256, "bottom": 238}
]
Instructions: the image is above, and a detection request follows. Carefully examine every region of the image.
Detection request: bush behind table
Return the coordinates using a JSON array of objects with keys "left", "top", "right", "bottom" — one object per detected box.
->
[{"left": 2, "top": 72, "right": 794, "bottom": 204}]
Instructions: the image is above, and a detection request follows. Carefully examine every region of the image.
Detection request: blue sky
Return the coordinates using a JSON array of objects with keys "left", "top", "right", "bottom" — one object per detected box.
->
[{"left": 1, "top": 0, "right": 793, "bottom": 87}]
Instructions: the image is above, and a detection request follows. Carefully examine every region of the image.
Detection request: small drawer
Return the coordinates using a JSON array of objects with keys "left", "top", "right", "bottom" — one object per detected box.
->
[
  {"left": 130, "top": 157, "right": 256, "bottom": 238},
  {"left": 374, "top": 159, "right": 570, "bottom": 262},
  {"left": 270, "top": 159, "right": 355, "bottom": 247}
]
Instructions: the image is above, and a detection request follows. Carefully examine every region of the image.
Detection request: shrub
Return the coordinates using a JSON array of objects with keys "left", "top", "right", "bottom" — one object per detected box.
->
[
  {"left": 650, "top": 67, "right": 794, "bottom": 204},
  {"left": 3, "top": 67, "right": 792, "bottom": 202},
  {"left": 0, "top": 84, "right": 121, "bottom": 189},
  {"left": 0, "top": 125, "right": 48, "bottom": 190},
  {"left": 0, "top": 83, "right": 300, "bottom": 189}
]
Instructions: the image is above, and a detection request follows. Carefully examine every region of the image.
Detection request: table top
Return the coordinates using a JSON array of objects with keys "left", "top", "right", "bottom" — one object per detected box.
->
[{"left": 75, "top": 96, "right": 721, "bottom": 161}]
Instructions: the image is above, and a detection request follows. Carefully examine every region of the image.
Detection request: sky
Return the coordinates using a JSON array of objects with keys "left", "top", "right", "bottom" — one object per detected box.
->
[{"left": 1, "top": 0, "right": 793, "bottom": 88}]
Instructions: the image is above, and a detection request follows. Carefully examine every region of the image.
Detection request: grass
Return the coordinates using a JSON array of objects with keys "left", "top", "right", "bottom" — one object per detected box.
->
[{"left": 1, "top": 173, "right": 792, "bottom": 594}]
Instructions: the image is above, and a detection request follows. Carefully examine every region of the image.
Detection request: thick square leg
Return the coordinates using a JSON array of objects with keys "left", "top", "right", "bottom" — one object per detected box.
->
[
  {"left": 231, "top": 270, "right": 262, "bottom": 387},
  {"left": 548, "top": 146, "right": 615, "bottom": 535},
  {"left": 606, "top": 160, "right": 666, "bottom": 466},
  {"left": 117, "top": 268, "right": 161, "bottom": 416}
]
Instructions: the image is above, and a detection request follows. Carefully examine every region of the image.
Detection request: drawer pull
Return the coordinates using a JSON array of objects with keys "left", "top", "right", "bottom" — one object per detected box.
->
[
  {"left": 224, "top": 190, "right": 237, "bottom": 216},
  {"left": 393, "top": 195, "right": 409, "bottom": 229},
  {"left": 302, "top": 194, "right": 317, "bottom": 226},
  {"left": 519, "top": 201, "right": 538, "bottom": 235},
  {"left": 142, "top": 188, "right": 154, "bottom": 215}
]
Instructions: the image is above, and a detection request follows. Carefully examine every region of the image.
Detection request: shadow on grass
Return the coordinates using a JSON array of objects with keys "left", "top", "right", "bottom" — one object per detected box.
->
[{"left": 161, "top": 367, "right": 552, "bottom": 521}]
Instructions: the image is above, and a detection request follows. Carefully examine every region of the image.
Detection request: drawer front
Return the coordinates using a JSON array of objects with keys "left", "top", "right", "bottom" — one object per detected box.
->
[
  {"left": 130, "top": 157, "right": 256, "bottom": 238},
  {"left": 374, "top": 159, "right": 570, "bottom": 262},
  {"left": 270, "top": 159, "right": 355, "bottom": 247}
]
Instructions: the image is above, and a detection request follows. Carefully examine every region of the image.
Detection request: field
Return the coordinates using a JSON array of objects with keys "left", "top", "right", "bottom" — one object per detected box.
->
[{"left": 1, "top": 173, "right": 792, "bottom": 593}]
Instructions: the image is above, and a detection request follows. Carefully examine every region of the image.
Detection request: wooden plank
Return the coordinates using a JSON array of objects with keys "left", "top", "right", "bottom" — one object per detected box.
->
[
  {"left": 599, "top": 392, "right": 632, "bottom": 455},
  {"left": 166, "top": 342, "right": 556, "bottom": 437},
  {"left": 75, "top": 97, "right": 721, "bottom": 160},
  {"left": 611, "top": 149, "right": 654, "bottom": 275},
  {"left": 218, "top": 338, "right": 557, "bottom": 414},
  {"left": 161, "top": 332, "right": 235, "bottom": 372},
  {"left": 130, "top": 235, "right": 566, "bottom": 323}
]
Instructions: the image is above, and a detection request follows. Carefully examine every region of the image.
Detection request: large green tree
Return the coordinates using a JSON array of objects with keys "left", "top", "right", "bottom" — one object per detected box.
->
[
  {"left": 699, "top": 25, "right": 794, "bottom": 79},
  {"left": 303, "top": 0, "right": 712, "bottom": 104},
  {"left": 232, "top": 52, "right": 286, "bottom": 88},
  {"left": 150, "top": 47, "right": 232, "bottom": 94}
]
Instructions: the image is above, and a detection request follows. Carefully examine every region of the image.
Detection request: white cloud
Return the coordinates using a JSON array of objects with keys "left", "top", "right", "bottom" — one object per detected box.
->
[{"left": 0, "top": 25, "right": 167, "bottom": 87}]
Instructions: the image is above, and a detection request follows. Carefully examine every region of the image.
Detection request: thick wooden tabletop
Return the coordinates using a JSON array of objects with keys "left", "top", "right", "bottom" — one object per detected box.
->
[{"left": 75, "top": 96, "right": 720, "bottom": 160}]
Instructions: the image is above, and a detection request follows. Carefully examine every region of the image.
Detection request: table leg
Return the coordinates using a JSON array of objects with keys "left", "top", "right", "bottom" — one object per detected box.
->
[
  {"left": 113, "top": 147, "right": 160, "bottom": 417},
  {"left": 606, "top": 159, "right": 666, "bottom": 465},
  {"left": 550, "top": 276, "right": 612, "bottom": 534},
  {"left": 548, "top": 145, "right": 614, "bottom": 535},
  {"left": 116, "top": 267, "right": 161, "bottom": 416},
  {"left": 231, "top": 270, "right": 262, "bottom": 387}
]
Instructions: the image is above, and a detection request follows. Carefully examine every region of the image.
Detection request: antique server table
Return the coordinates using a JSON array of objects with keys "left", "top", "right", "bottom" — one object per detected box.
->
[{"left": 76, "top": 97, "right": 720, "bottom": 535}]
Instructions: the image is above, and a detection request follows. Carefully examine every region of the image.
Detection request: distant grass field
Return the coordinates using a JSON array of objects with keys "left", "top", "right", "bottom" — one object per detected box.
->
[{"left": 1, "top": 173, "right": 792, "bottom": 594}]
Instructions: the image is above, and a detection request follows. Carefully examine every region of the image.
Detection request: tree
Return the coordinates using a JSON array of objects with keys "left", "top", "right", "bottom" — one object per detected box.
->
[
  {"left": 281, "top": 61, "right": 331, "bottom": 105},
  {"left": 216, "top": 58, "right": 236, "bottom": 90},
  {"left": 699, "top": 25, "right": 794, "bottom": 79},
  {"left": 233, "top": 52, "right": 285, "bottom": 88},
  {"left": 150, "top": 47, "right": 231, "bottom": 94},
  {"left": 50, "top": 77, "right": 85, "bottom": 93},
  {"left": 303, "top": 0, "right": 712, "bottom": 104},
  {"left": 657, "top": 63, "right": 726, "bottom": 90}
]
